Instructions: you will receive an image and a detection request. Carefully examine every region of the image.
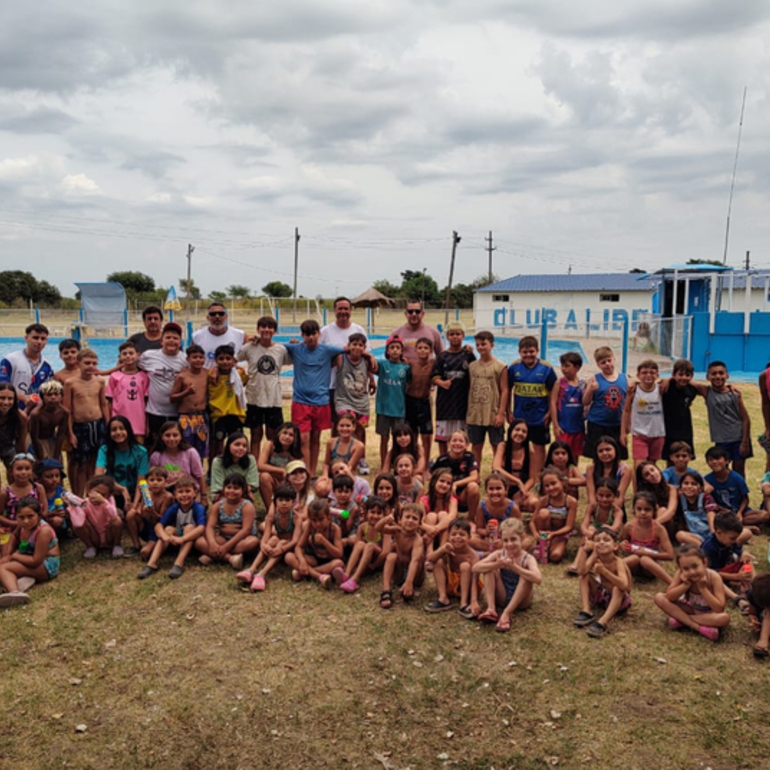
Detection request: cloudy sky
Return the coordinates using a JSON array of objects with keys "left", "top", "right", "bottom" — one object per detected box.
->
[{"left": 1, "top": 1, "right": 769, "bottom": 299}]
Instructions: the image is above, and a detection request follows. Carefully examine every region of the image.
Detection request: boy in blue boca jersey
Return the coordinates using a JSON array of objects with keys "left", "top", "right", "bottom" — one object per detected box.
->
[{"left": 507, "top": 336, "right": 557, "bottom": 482}]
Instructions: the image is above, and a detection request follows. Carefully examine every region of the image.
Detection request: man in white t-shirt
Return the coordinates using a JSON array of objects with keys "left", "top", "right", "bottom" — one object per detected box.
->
[
  {"left": 192, "top": 303, "right": 245, "bottom": 368},
  {"left": 320, "top": 296, "right": 371, "bottom": 474},
  {"left": 138, "top": 322, "right": 188, "bottom": 445}
]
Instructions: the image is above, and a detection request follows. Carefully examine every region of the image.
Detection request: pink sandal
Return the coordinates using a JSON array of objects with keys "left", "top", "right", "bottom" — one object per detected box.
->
[
  {"left": 495, "top": 617, "right": 511, "bottom": 633},
  {"left": 478, "top": 609, "right": 499, "bottom": 624},
  {"left": 340, "top": 578, "right": 359, "bottom": 593},
  {"left": 236, "top": 569, "right": 254, "bottom": 584},
  {"left": 250, "top": 574, "right": 266, "bottom": 592}
]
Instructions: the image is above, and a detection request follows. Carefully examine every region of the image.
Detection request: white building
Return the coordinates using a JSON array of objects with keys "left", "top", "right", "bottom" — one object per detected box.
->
[{"left": 473, "top": 273, "right": 657, "bottom": 334}]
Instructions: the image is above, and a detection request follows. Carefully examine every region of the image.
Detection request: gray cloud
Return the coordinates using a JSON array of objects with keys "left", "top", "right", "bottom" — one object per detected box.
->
[{"left": 0, "top": 107, "right": 79, "bottom": 134}]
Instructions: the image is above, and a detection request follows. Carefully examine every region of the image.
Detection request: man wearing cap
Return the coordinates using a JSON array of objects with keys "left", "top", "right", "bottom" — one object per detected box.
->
[
  {"left": 391, "top": 299, "right": 444, "bottom": 365},
  {"left": 320, "top": 296, "right": 372, "bottom": 475},
  {"left": 192, "top": 303, "right": 245, "bottom": 368},
  {"left": 138, "top": 322, "right": 187, "bottom": 445}
]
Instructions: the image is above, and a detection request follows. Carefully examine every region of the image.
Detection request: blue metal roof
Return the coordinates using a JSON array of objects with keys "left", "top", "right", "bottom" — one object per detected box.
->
[{"left": 477, "top": 273, "right": 657, "bottom": 293}]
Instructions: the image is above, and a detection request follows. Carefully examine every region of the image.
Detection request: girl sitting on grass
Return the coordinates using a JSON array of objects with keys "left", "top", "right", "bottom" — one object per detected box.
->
[
  {"left": 383, "top": 423, "right": 426, "bottom": 480},
  {"left": 285, "top": 498, "right": 344, "bottom": 589},
  {"left": 236, "top": 483, "right": 301, "bottom": 592},
  {"left": 619, "top": 491, "right": 674, "bottom": 585},
  {"left": 339, "top": 495, "right": 389, "bottom": 593},
  {"left": 529, "top": 466, "right": 577, "bottom": 564},
  {"left": 196, "top": 473, "right": 259, "bottom": 570},
  {"left": 321, "top": 413, "right": 364, "bottom": 478},
  {"left": 567, "top": 477, "right": 623, "bottom": 575},
  {"left": 653, "top": 544, "right": 729, "bottom": 642},
  {"left": 0, "top": 453, "right": 45, "bottom": 554},
  {"left": 372, "top": 472, "right": 401, "bottom": 521},
  {"left": 635, "top": 461, "right": 678, "bottom": 536},
  {"left": 492, "top": 420, "right": 539, "bottom": 512},
  {"left": 474, "top": 518, "right": 541, "bottom": 633},
  {"left": 675, "top": 471, "right": 718, "bottom": 546},
  {"left": 586, "top": 435, "right": 632, "bottom": 513},
  {"left": 470, "top": 472, "right": 521, "bottom": 552},
  {"left": 545, "top": 440, "right": 585, "bottom": 499},
  {"left": 394, "top": 453, "right": 422, "bottom": 504},
  {"left": 0, "top": 497, "right": 59, "bottom": 608},
  {"left": 420, "top": 468, "right": 458, "bottom": 557},
  {"left": 257, "top": 421, "right": 302, "bottom": 509},
  {"left": 210, "top": 432, "right": 259, "bottom": 501}
]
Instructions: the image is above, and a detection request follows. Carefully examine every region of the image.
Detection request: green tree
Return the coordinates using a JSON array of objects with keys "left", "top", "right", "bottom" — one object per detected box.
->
[
  {"left": 372, "top": 279, "right": 400, "bottom": 299},
  {"left": 262, "top": 281, "right": 293, "bottom": 298},
  {"left": 178, "top": 277, "right": 201, "bottom": 300},
  {"left": 0, "top": 271, "right": 62, "bottom": 306},
  {"left": 209, "top": 290, "right": 227, "bottom": 304},
  {"left": 106, "top": 271, "right": 155, "bottom": 295},
  {"left": 401, "top": 270, "right": 439, "bottom": 305},
  {"left": 686, "top": 259, "right": 724, "bottom": 267},
  {"left": 227, "top": 284, "right": 251, "bottom": 299}
]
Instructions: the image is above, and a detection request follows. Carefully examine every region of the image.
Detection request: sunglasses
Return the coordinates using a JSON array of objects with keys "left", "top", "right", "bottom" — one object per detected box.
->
[
  {"left": 209, "top": 311, "right": 226, "bottom": 317},
  {"left": 406, "top": 309, "right": 422, "bottom": 315}
]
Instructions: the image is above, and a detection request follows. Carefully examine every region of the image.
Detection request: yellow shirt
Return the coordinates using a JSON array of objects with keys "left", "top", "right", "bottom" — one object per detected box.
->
[{"left": 208, "top": 369, "right": 247, "bottom": 420}]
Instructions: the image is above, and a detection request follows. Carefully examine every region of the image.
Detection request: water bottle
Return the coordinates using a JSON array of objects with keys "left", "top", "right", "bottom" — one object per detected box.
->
[
  {"left": 487, "top": 518, "right": 499, "bottom": 552},
  {"left": 61, "top": 490, "right": 85, "bottom": 507},
  {"left": 537, "top": 532, "right": 549, "bottom": 564},
  {"left": 330, "top": 507, "right": 350, "bottom": 520},
  {"left": 139, "top": 480, "right": 153, "bottom": 508}
]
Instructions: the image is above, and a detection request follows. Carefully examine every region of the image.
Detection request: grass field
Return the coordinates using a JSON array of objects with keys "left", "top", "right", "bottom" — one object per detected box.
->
[{"left": 3, "top": 386, "right": 770, "bottom": 770}]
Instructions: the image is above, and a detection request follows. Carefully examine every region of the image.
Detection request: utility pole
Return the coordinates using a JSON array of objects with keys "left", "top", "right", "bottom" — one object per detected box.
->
[
  {"left": 485, "top": 231, "right": 496, "bottom": 283},
  {"left": 444, "top": 231, "right": 461, "bottom": 328},
  {"left": 185, "top": 243, "right": 194, "bottom": 320},
  {"left": 745, "top": 250, "right": 750, "bottom": 270},
  {"left": 293, "top": 227, "right": 300, "bottom": 322}
]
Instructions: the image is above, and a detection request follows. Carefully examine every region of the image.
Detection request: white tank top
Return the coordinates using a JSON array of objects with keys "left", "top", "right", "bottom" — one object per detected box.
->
[{"left": 631, "top": 383, "right": 665, "bottom": 438}]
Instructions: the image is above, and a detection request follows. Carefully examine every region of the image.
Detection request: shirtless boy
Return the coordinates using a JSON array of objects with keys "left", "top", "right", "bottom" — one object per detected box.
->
[
  {"left": 65, "top": 350, "right": 109, "bottom": 495},
  {"left": 28, "top": 379, "right": 69, "bottom": 460},
  {"left": 170, "top": 344, "right": 210, "bottom": 459},
  {"left": 379, "top": 502, "right": 425, "bottom": 609}
]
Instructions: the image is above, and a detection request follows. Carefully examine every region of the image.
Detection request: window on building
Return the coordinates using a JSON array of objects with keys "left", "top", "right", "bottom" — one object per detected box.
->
[
  {"left": 600, "top": 293, "right": 620, "bottom": 302},
  {"left": 492, "top": 294, "right": 510, "bottom": 302}
]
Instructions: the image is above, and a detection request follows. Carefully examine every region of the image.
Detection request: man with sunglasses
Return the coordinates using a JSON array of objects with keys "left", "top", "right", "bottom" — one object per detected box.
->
[
  {"left": 192, "top": 303, "right": 245, "bottom": 369},
  {"left": 392, "top": 300, "right": 444, "bottom": 365}
]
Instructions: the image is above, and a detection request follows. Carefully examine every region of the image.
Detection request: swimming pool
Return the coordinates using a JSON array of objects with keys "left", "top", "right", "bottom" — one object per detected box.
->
[{"left": 0, "top": 335, "right": 584, "bottom": 370}]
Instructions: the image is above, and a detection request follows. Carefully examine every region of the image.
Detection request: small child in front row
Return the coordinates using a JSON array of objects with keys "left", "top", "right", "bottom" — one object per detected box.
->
[
  {"left": 286, "top": 498, "right": 344, "bottom": 589},
  {"left": 338, "top": 495, "right": 389, "bottom": 593},
  {"left": 71, "top": 475, "right": 124, "bottom": 559},
  {"left": 0, "top": 497, "right": 59, "bottom": 608},
  {"left": 237, "top": 484, "right": 301, "bottom": 592},
  {"left": 566, "top": 477, "right": 623, "bottom": 576},
  {"left": 530, "top": 466, "right": 577, "bottom": 564},
  {"left": 424, "top": 519, "right": 480, "bottom": 618},
  {"left": 745, "top": 573, "right": 770, "bottom": 659},
  {"left": 137, "top": 476, "right": 206, "bottom": 580},
  {"left": 474, "top": 518, "right": 542, "bottom": 633},
  {"left": 573, "top": 526, "right": 632, "bottom": 638},
  {"left": 379, "top": 502, "right": 425, "bottom": 609},
  {"left": 653, "top": 544, "right": 729, "bottom": 642},
  {"left": 619, "top": 491, "right": 674, "bottom": 585},
  {"left": 126, "top": 465, "right": 173, "bottom": 558}
]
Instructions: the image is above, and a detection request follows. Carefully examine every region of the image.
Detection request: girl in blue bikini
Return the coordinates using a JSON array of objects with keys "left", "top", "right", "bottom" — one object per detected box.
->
[{"left": 196, "top": 474, "right": 259, "bottom": 570}]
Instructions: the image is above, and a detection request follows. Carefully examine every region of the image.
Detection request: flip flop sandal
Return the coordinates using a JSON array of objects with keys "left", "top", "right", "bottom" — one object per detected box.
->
[
  {"left": 753, "top": 645, "right": 769, "bottom": 659},
  {"left": 478, "top": 609, "right": 500, "bottom": 624},
  {"left": 380, "top": 590, "right": 393, "bottom": 609},
  {"left": 495, "top": 618, "right": 512, "bottom": 633}
]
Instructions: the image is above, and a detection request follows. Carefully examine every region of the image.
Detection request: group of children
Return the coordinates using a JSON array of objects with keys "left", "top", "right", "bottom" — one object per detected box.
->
[{"left": 0, "top": 317, "right": 768, "bottom": 658}]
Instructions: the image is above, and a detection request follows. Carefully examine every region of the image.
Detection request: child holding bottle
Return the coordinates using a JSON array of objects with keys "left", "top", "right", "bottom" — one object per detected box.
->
[
  {"left": 619, "top": 491, "right": 674, "bottom": 585},
  {"left": 471, "top": 472, "right": 521, "bottom": 552}
]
